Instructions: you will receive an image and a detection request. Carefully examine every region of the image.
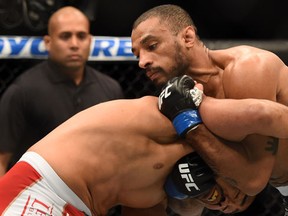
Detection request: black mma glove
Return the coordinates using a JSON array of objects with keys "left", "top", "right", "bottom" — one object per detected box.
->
[
  {"left": 158, "top": 75, "right": 203, "bottom": 136},
  {"left": 165, "top": 152, "right": 215, "bottom": 200}
]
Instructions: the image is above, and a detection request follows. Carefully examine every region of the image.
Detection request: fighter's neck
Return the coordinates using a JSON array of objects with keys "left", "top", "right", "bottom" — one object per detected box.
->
[{"left": 187, "top": 43, "right": 220, "bottom": 83}]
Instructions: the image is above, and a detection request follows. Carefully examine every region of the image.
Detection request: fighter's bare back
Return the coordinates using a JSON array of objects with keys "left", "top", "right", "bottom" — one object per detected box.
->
[{"left": 29, "top": 96, "right": 193, "bottom": 215}]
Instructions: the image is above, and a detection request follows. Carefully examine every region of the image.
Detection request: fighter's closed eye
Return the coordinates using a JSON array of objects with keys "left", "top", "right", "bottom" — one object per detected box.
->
[{"left": 148, "top": 43, "right": 157, "bottom": 51}]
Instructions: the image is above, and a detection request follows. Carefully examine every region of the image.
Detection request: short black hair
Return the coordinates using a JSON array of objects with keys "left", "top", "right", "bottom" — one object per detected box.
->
[{"left": 132, "top": 4, "right": 196, "bottom": 35}]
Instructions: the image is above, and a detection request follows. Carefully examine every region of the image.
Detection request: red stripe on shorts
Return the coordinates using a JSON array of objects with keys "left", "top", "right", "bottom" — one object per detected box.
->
[
  {"left": 62, "top": 203, "right": 87, "bottom": 216},
  {"left": 0, "top": 161, "right": 42, "bottom": 213}
]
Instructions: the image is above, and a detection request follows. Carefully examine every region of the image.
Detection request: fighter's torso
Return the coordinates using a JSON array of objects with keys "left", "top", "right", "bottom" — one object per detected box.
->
[
  {"left": 29, "top": 96, "right": 193, "bottom": 215},
  {"left": 204, "top": 46, "right": 288, "bottom": 187}
]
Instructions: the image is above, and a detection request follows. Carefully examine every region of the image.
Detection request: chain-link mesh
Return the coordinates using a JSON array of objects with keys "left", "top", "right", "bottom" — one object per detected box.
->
[{"left": 0, "top": 59, "right": 157, "bottom": 99}]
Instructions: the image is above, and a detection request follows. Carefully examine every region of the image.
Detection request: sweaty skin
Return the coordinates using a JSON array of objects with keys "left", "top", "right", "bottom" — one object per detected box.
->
[
  {"left": 29, "top": 96, "right": 192, "bottom": 215},
  {"left": 23, "top": 97, "right": 253, "bottom": 216},
  {"left": 131, "top": 5, "right": 288, "bottom": 204}
]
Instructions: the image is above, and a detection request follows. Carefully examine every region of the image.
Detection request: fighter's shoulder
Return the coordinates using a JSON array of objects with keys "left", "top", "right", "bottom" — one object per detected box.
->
[
  {"left": 137, "top": 95, "right": 158, "bottom": 103},
  {"left": 134, "top": 96, "right": 172, "bottom": 119},
  {"left": 90, "top": 96, "right": 158, "bottom": 113},
  {"left": 132, "top": 96, "right": 160, "bottom": 113},
  {"left": 230, "top": 45, "right": 282, "bottom": 68},
  {"left": 113, "top": 95, "right": 156, "bottom": 107}
]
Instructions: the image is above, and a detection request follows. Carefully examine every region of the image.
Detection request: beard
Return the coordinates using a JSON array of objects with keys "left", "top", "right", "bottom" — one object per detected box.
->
[
  {"left": 170, "top": 42, "right": 190, "bottom": 79},
  {"left": 153, "top": 42, "right": 190, "bottom": 90}
]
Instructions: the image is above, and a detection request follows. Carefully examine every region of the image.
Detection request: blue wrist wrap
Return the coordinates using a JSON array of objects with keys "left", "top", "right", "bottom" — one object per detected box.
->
[{"left": 172, "top": 110, "right": 202, "bottom": 136}]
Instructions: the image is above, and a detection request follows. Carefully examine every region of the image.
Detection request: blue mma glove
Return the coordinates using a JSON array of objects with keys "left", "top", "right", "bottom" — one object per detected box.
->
[
  {"left": 158, "top": 75, "right": 203, "bottom": 136},
  {"left": 165, "top": 152, "right": 215, "bottom": 200}
]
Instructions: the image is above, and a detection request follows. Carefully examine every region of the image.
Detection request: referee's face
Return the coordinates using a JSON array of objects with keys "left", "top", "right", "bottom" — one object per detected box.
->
[{"left": 44, "top": 10, "right": 91, "bottom": 70}]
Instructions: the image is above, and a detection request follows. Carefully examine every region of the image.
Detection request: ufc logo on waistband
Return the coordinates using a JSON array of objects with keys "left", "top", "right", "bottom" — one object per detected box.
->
[
  {"left": 158, "top": 83, "right": 172, "bottom": 109},
  {"left": 178, "top": 163, "right": 200, "bottom": 191}
]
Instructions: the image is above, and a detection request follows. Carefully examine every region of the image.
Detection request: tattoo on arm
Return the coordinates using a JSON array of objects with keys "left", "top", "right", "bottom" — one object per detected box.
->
[
  {"left": 265, "top": 137, "right": 279, "bottom": 155},
  {"left": 224, "top": 137, "right": 278, "bottom": 188}
]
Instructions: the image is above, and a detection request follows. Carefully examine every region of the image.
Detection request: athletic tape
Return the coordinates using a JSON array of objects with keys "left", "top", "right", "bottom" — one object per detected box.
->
[{"left": 172, "top": 110, "right": 202, "bottom": 136}]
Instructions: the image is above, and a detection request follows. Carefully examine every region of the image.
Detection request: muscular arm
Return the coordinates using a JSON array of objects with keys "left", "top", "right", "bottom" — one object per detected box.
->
[
  {"left": 199, "top": 96, "right": 288, "bottom": 141},
  {"left": 185, "top": 124, "right": 276, "bottom": 196},
  {"left": 190, "top": 51, "right": 286, "bottom": 195},
  {"left": 199, "top": 49, "right": 288, "bottom": 141},
  {"left": 159, "top": 56, "right": 287, "bottom": 196}
]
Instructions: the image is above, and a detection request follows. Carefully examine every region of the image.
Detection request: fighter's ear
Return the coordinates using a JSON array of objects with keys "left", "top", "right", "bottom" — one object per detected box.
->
[{"left": 182, "top": 26, "right": 197, "bottom": 48}]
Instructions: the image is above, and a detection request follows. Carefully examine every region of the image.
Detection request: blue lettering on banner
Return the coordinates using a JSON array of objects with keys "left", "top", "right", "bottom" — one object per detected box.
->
[
  {"left": 92, "top": 39, "right": 114, "bottom": 57},
  {"left": 0, "top": 36, "right": 136, "bottom": 61},
  {"left": 31, "top": 38, "right": 48, "bottom": 56},
  {"left": 9, "top": 38, "right": 28, "bottom": 55},
  {"left": 117, "top": 39, "right": 134, "bottom": 57},
  {"left": 0, "top": 39, "right": 3, "bottom": 53}
]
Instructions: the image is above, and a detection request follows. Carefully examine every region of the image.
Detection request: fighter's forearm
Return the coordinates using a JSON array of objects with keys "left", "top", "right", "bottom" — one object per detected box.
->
[
  {"left": 199, "top": 96, "right": 288, "bottom": 141},
  {"left": 185, "top": 124, "right": 271, "bottom": 196}
]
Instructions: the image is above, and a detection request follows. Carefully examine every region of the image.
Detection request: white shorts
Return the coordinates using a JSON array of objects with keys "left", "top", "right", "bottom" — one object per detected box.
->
[{"left": 0, "top": 151, "right": 92, "bottom": 216}]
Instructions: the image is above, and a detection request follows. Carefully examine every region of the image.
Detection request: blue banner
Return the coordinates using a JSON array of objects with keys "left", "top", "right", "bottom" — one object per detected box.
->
[{"left": 0, "top": 36, "right": 137, "bottom": 61}]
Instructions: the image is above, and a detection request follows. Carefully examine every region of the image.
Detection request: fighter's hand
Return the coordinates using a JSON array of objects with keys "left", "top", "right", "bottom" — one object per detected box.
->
[
  {"left": 165, "top": 152, "right": 215, "bottom": 200},
  {"left": 158, "top": 75, "right": 203, "bottom": 136}
]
